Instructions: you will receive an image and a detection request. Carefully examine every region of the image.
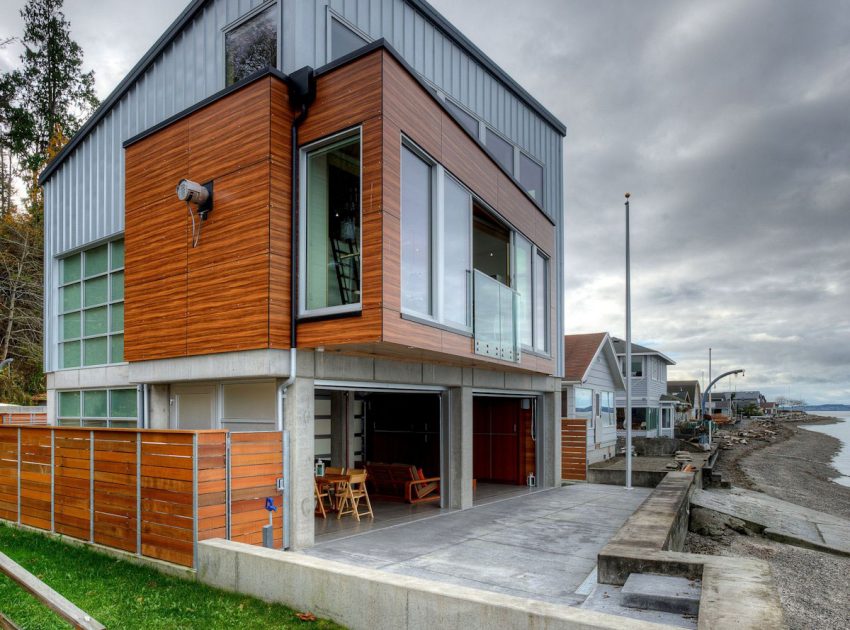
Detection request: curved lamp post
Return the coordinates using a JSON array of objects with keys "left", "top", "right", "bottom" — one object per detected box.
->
[{"left": 701, "top": 368, "right": 744, "bottom": 445}]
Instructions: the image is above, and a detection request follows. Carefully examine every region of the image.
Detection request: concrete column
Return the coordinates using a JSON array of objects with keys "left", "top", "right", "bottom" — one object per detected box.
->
[
  {"left": 448, "top": 387, "right": 473, "bottom": 510},
  {"left": 539, "top": 390, "right": 561, "bottom": 488},
  {"left": 283, "top": 376, "right": 315, "bottom": 550},
  {"left": 148, "top": 384, "right": 170, "bottom": 429},
  {"left": 329, "top": 391, "right": 346, "bottom": 468}
]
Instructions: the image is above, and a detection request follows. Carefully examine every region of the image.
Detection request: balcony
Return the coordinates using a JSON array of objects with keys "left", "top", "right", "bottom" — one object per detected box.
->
[{"left": 473, "top": 270, "right": 520, "bottom": 362}]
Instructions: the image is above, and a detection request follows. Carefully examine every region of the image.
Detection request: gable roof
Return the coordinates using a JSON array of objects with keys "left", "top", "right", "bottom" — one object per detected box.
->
[
  {"left": 40, "top": 0, "right": 566, "bottom": 185},
  {"left": 563, "top": 332, "right": 626, "bottom": 389},
  {"left": 668, "top": 379, "right": 701, "bottom": 401},
  {"left": 610, "top": 337, "right": 676, "bottom": 365}
]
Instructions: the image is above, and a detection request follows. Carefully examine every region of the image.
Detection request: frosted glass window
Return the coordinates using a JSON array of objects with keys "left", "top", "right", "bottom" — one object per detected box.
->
[
  {"left": 485, "top": 128, "right": 514, "bottom": 174},
  {"left": 442, "top": 176, "right": 470, "bottom": 328},
  {"left": 330, "top": 17, "right": 367, "bottom": 61},
  {"left": 225, "top": 4, "right": 277, "bottom": 86},
  {"left": 59, "top": 239, "right": 125, "bottom": 368},
  {"left": 83, "top": 390, "right": 107, "bottom": 417},
  {"left": 59, "top": 391, "right": 80, "bottom": 417},
  {"left": 85, "top": 244, "right": 108, "bottom": 277},
  {"left": 303, "top": 133, "right": 361, "bottom": 313},
  {"left": 401, "top": 146, "right": 432, "bottom": 315},
  {"left": 222, "top": 381, "right": 276, "bottom": 420},
  {"left": 110, "top": 389, "right": 137, "bottom": 418},
  {"left": 514, "top": 235, "right": 532, "bottom": 347},
  {"left": 62, "top": 254, "right": 81, "bottom": 283}
]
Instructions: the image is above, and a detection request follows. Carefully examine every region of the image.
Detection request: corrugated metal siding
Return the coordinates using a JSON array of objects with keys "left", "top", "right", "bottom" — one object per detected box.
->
[{"left": 43, "top": 0, "right": 565, "bottom": 373}]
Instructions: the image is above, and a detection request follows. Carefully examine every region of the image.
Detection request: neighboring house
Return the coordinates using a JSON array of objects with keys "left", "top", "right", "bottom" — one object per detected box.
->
[
  {"left": 711, "top": 391, "right": 764, "bottom": 417},
  {"left": 667, "top": 379, "right": 702, "bottom": 420},
  {"left": 38, "top": 0, "right": 566, "bottom": 549},
  {"left": 561, "top": 333, "right": 625, "bottom": 467},
  {"left": 761, "top": 401, "right": 777, "bottom": 416},
  {"left": 708, "top": 392, "right": 733, "bottom": 417},
  {"left": 611, "top": 338, "right": 676, "bottom": 438}
]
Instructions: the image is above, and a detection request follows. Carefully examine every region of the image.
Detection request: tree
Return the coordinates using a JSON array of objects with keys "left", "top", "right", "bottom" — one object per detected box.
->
[{"left": 4, "top": 0, "right": 98, "bottom": 194}]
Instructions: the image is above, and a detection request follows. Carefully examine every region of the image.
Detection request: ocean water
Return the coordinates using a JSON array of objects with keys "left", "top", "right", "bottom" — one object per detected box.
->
[{"left": 802, "top": 411, "right": 850, "bottom": 488}]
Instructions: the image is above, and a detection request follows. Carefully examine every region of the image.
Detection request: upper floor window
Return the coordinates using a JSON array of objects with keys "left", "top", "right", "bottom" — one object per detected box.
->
[
  {"left": 519, "top": 153, "right": 544, "bottom": 203},
  {"left": 60, "top": 240, "right": 124, "bottom": 369},
  {"left": 225, "top": 2, "right": 277, "bottom": 86},
  {"left": 444, "top": 99, "right": 480, "bottom": 138},
  {"left": 301, "top": 129, "right": 361, "bottom": 316},
  {"left": 484, "top": 127, "right": 514, "bottom": 175},
  {"left": 329, "top": 15, "right": 368, "bottom": 61}
]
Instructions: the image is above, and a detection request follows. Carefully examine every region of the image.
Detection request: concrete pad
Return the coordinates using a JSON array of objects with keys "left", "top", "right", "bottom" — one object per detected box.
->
[
  {"left": 691, "top": 487, "right": 850, "bottom": 556},
  {"left": 582, "top": 583, "right": 697, "bottom": 629},
  {"left": 622, "top": 574, "right": 701, "bottom": 616}
]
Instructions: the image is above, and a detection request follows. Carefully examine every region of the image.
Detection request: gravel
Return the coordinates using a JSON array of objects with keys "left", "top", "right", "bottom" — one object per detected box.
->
[{"left": 687, "top": 414, "right": 850, "bottom": 630}]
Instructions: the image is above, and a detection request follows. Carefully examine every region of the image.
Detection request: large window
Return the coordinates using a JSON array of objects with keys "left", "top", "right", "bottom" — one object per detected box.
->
[
  {"left": 401, "top": 143, "right": 472, "bottom": 328},
  {"left": 622, "top": 356, "right": 644, "bottom": 378},
  {"left": 575, "top": 387, "right": 593, "bottom": 421},
  {"left": 58, "top": 388, "right": 137, "bottom": 428},
  {"left": 600, "top": 391, "right": 615, "bottom": 427},
  {"left": 225, "top": 3, "right": 277, "bottom": 86},
  {"left": 514, "top": 235, "right": 533, "bottom": 348},
  {"left": 329, "top": 15, "right": 368, "bottom": 61},
  {"left": 60, "top": 240, "right": 124, "bottom": 369},
  {"left": 301, "top": 130, "right": 361, "bottom": 316}
]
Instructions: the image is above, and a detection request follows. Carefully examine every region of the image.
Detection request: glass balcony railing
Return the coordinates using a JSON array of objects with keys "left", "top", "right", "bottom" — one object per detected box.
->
[{"left": 473, "top": 270, "right": 520, "bottom": 362}]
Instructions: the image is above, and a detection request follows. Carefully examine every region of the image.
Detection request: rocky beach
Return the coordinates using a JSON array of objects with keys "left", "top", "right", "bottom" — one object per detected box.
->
[{"left": 687, "top": 414, "right": 850, "bottom": 630}]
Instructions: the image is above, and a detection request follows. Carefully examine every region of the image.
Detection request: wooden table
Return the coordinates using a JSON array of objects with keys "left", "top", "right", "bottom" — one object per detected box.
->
[{"left": 316, "top": 474, "right": 350, "bottom": 512}]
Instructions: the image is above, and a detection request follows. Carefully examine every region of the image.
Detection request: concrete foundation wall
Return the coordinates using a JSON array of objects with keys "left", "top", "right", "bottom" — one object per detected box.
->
[{"left": 197, "top": 540, "right": 668, "bottom": 630}]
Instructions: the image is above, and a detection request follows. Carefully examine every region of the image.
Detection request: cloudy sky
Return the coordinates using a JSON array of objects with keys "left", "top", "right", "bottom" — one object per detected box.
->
[{"left": 2, "top": 1, "right": 849, "bottom": 403}]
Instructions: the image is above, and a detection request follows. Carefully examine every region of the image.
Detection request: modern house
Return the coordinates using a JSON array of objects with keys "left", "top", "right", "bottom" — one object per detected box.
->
[
  {"left": 667, "top": 379, "right": 701, "bottom": 420},
  {"left": 611, "top": 338, "right": 676, "bottom": 438},
  {"left": 561, "top": 333, "right": 624, "bottom": 466},
  {"left": 38, "top": 0, "right": 566, "bottom": 549}
]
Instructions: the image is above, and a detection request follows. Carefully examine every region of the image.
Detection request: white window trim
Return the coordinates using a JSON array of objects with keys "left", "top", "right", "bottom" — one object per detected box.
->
[
  {"left": 222, "top": 0, "right": 280, "bottom": 89},
  {"left": 326, "top": 7, "right": 372, "bottom": 64},
  {"left": 298, "top": 127, "right": 363, "bottom": 319}
]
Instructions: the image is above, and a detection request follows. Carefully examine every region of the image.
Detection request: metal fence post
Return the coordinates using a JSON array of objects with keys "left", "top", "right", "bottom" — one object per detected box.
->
[
  {"left": 16, "top": 428, "right": 21, "bottom": 525},
  {"left": 192, "top": 433, "right": 199, "bottom": 569},
  {"left": 50, "top": 430, "right": 55, "bottom": 532},
  {"left": 225, "top": 433, "right": 231, "bottom": 540},
  {"left": 89, "top": 430, "right": 94, "bottom": 543},
  {"left": 136, "top": 431, "right": 142, "bottom": 556},
  {"left": 283, "top": 430, "right": 290, "bottom": 550}
]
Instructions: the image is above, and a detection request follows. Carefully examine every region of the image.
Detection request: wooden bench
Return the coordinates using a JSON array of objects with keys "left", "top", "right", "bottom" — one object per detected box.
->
[{"left": 365, "top": 462, "right": 441, "bottom": 504}]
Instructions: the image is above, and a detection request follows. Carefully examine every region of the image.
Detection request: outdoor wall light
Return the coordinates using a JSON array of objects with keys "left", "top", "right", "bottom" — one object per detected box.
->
[{"left": 176, "top": 179, "right": 213, "bottom": 247}]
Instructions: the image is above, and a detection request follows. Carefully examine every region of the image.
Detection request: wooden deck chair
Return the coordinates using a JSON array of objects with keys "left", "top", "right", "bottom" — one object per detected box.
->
[
  {"left": 323, "top": 467, "right": 346, "bottom": 509},
  {"left": 336, "top": 471, "right": 373, "bottom": 521},
  {"left": 315, "top": 479, "right": 332, "bottom": 518}
]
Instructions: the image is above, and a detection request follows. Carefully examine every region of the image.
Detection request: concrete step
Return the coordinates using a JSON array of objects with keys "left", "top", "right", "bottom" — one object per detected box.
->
[{"left": 621, "top": 573, "right": 701, "bottom": 616}]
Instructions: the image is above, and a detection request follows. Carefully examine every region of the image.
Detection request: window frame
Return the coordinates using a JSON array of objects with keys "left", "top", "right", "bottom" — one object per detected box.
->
[
  {"left": 57, "top": 387, "right": 140, "bottom": 428},
  {"left": 326, "top": 8, "right": 371, "bottom": 63},
  {"left": 58, "top": 238, "right": 125, "bottom": 370},
  {"left": 518, "top": 150, "right": 544, "bottom": 207},
  {"left": 298, "top": 126, "right": 364, "bottom": 319},
  {"left": 222, "top": 0, "right": 280, "bottom": 88}
]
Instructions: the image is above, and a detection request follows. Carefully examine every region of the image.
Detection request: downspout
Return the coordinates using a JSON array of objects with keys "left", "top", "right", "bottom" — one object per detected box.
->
[{"left": 277, "top": 67, "right": 316, "bottom": 431}]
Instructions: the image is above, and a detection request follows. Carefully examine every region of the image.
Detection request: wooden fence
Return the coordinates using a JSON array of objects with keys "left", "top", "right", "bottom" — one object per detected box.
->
[
  {"left": 561, "top": 418, "right": 587, "bottom": 481},
  {"left": 0, "top": 427, "right": 284, "bottom": 568}
]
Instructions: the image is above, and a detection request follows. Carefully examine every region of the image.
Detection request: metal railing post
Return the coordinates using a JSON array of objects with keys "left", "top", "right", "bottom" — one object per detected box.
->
[
  {"left": 136, "top": 431, "right": 142, "bottom": 556},
  {"left": 89, "top": 431, "right": 94, "bottom": 543},
  {"left": 16, "top": 428, "right": 21, "bottom": 524},
  {"left": 192, "top": 433, "right": 199, "bottom": 569},
  {"left": 50, "top": 430, "right": 55, "bottom": 532},
  {"left": 225, "top": 433, "right": 231, "bottom": 541}
]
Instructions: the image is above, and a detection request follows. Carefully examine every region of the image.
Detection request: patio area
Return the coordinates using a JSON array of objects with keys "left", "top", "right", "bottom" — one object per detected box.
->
[{"left": 304, "top": 483, "right": 652, "bottom": 606}]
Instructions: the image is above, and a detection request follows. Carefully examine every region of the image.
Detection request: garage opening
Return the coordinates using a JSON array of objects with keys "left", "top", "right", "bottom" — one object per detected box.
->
[
  {"left": 314, "top": 389, "right": 443, "bottom": 540},
  {"left": 473, "top": 396, "right": 537, "bottom": 503}
]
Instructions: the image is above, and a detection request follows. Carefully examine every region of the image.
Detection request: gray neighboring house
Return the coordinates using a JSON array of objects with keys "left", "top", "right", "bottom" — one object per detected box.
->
[
  {"left": 711, "top": 391, "right": 765, "bottom": 417},
  {"left": 611, "top": 338, "right": 676, "bottom": 438},
  {"left": 667, "top": 379, "right": 702, "bottom": 420},
  {"left": 561, "top": 333, "right": 625, "bottom": 464}
]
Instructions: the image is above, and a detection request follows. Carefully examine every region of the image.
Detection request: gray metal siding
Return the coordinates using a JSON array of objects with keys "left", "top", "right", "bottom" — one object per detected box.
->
[{"left": 42, "top": 0, "right": 565, "bottom": 375}]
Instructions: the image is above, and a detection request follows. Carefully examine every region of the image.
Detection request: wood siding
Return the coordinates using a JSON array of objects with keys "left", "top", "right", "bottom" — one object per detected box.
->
[{"left": 561, "top": 418, "right": 587, "bottom": 481}]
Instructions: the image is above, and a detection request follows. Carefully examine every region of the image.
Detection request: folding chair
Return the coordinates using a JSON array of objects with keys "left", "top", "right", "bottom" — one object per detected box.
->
[
  {"left": 336, "top": 471, "right": 374, "bottom": 521},
  {"left": 315, "top": 478, "right": 333, "bottom": 518}
]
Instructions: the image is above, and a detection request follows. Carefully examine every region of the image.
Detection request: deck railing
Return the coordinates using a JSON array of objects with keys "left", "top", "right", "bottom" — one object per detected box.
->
[
  {"left": 473, "top": 270, "right": 520, "bottom": 362},
  {"left": 0, "top": 427, "right": 284, "bottom": 568}
]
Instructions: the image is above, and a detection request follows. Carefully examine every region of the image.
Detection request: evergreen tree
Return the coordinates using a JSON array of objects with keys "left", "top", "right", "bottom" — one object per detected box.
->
[{"left": 5, "top": 0, "right": 98, "bottom": 184}]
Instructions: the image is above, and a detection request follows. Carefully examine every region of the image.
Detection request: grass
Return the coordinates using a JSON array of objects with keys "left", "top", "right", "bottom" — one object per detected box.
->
[{"left": 0, "top": 523, "right": 343, "bottom": 629}]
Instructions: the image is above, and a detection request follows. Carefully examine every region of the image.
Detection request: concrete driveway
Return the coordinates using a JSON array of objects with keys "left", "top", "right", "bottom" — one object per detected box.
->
[{"left": 302, "top": 483, "right": 651, "bottom": 606}]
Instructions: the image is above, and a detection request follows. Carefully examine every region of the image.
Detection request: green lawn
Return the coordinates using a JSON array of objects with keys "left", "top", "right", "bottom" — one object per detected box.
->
[{"left": 0, "top": 523, "right": 342, "bottom": 629}]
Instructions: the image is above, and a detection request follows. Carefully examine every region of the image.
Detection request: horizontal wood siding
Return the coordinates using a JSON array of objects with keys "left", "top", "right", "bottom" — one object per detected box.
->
[
  {"left": 561, "top": 418, "right": 587, "bottom": 482},
  {"left": 0, "top": 413, "right": 47, "bottom": 425},
  {"left": 227, "top": 432, "right": 283, "bottom": 547}
]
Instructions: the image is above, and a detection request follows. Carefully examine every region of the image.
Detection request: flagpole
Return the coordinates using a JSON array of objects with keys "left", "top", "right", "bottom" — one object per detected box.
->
[{"left": 625, "top": 192, "right": 633, "bottom": 490}]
